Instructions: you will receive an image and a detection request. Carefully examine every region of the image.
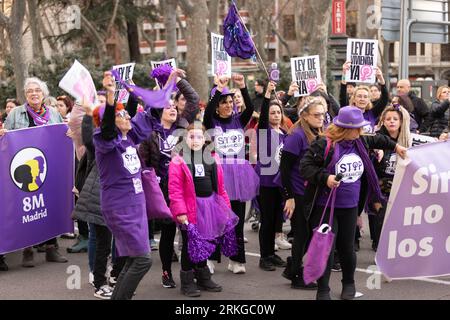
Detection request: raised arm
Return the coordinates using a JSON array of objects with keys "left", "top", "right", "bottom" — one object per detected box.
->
[
  {"left": 177, "top": 76, "right": 200, "bottom": 124},
  {"left": 258, "top": 81, "right": 276, "bottom": 130},
  {"left": 232, "top": 74, "right": 254, "bottom": 127},
  {"left": 100, "top": 72, "right": 118, "bottom": 141},
  {"left": 371, "top": 67, "right": 389, "bottom": 118},
  {"left": 204, "top": 75, "right": 230, "bottom": 129}
]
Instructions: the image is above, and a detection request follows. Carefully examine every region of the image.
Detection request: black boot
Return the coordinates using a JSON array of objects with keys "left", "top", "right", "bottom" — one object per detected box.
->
[
  {"left": 0, "top": 255, "right": 8, "bottom": 271},
  {"left": 281, "top": 256, "right": 292, "bottom": 280},
  {"left": 291, "top": 269, "right": 318, "bottom": 290},
  {"left": 195, "top": 266, "right": 222, "bottom": 292},
  {"left": 341, "top": 283, "right": 356, "bottom": 300},
  {"left": 180, "top": 270, "right": 201, "bottom": 297}
]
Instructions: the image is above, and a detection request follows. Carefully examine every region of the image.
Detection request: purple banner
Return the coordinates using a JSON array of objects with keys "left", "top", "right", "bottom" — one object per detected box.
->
[
  {"left": 0, "top": 124, "right": 74, "bottom": 254},
  {"left": 376, "top": 141, "right": 450, "bottom": 279}
]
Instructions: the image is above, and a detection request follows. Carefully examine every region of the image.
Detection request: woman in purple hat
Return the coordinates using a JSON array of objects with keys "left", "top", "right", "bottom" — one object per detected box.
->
[
  {"left": 203, "top": 74, "right": 259, "bottom": 274},
  {"left": 300, "top": 106, "right": 407, "bottom": 300}
]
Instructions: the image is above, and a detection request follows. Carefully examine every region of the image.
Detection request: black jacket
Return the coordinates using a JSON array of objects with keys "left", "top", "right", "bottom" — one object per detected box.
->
[
  {"left": 408, "top": 91, "right": 430, "bottom": 133},
  {"left": 299, "top": 134, "right": 396, "bottom": 219},
  {"left": 428, "top": 99, "right": 450, "bottom": 137}
]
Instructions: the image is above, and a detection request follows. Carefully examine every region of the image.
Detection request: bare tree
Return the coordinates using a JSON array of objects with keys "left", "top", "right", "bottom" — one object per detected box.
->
[
  {"left": 179, "top": 0, "right": 209, "bottom": 100},
  {"left": 295, "top": 0, "right": 332, "bottom": 79},
  {"left": 0, "top": 0, "right": 28, "bottom": 102},
  {"left": 27, "top": 0, "right": 45, "bottom": 59},
  {"left": 208, "top": 0, "right": 220, "bottom": 34},
  {"left": 247, "top": 0, "right": 273, "bottom": 62},
  {"left": 162, "top": 0, "right": 178, "bottom": 58}
]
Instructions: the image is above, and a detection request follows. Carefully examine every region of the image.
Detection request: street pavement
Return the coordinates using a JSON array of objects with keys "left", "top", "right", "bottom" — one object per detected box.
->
[{"left": 1, "top": 215, "right": 449, "bottom": 301}]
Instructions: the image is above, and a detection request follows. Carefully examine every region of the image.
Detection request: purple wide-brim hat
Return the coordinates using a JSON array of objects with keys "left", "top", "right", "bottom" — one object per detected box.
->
[
  {"left": 210, "top": 86, "right": 235, "bottom": 98},
  {"left": 333, "top": 106, "right": 370, "bottom": 129}
]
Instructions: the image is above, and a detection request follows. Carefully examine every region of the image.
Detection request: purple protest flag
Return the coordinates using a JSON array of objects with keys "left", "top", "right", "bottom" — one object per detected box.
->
[
  {"left": 111, "top": 69, "right": 175, "bottom": 109},
  {"left": 223, "top": 1, "right": 256, "bottom": 59},
  {"left": 376, "top": 141, "right": 450, "bottom": 279},
  {"left": 183, "top": 223, "right": 217, "bottom": 264},
  {"left": 0, "top": 124, "right": 74, "bottom": 254}
]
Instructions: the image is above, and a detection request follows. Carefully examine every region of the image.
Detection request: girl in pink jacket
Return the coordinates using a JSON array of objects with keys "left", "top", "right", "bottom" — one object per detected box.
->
[{"left": 168, "top": 121, "right": 238, "bottom": 297}]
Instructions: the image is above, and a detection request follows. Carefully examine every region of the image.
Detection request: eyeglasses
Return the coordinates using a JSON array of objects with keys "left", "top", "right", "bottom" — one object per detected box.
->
[
  {"left": 309, "top": 112, "right": 325, "bottom": 119},
  {"left": 26, "top": 88, "right": 43, "bottom": 95},
  {"left": 115, "top": 110, "right": 130, "bottom": 118}
]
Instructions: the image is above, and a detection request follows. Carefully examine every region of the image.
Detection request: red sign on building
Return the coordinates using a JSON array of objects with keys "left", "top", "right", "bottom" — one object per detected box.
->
[{"left": 332, "top": 0, "right": 346, "bottom": 35}]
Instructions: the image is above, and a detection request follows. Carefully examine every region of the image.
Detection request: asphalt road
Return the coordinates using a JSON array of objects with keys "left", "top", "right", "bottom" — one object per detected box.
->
[{"left": 1, "top": 215, "right": 449, "bottom": 301}]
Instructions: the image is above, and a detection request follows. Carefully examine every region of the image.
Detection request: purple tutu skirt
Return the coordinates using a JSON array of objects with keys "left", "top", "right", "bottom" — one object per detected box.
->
[
  {"left": 196, "top": 194, "right": 239, "bottom": 240},
  {"left": 221, "top": 159, "right": 260, "bottom": 201}
]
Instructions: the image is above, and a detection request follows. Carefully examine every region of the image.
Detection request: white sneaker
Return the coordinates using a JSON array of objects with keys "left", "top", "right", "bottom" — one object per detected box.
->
[
  {"left": 274, "top": 243, "right": 279, "bottom": 251},
  {"left": 94, "top": 285, "right": 113, "bottom": 300},
  {"left": 275, "top": 234, "right": 292, "bottom": 250},
  {"left": 227, "top": 260, "right": 246, "bottom": 274},
  {"left": 89, "top": 272, "right": 94, "bottom": 287},
  {"left": 243, "top": 237, "right": 249, "bottom": 243},
  {"left": 207, "top": 260, "right": 215, "bottom": 274}
]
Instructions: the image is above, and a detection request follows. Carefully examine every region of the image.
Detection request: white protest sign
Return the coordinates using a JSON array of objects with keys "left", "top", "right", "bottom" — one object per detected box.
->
[
  {"left": 211, "top": 33, "right": 232, "bottom": 77},
  {"left": 346, "top": 38, "right": 378, "bottom": 83},
  {"left": 112, "top": 63, "right": 135, "bottom": 104},
  {"left": 59, "top": 60, "right": 98, "bottom": 105},
  {"left": 410, "top": 133, "right": 438, "bottom": 147},
  {"left": 150, "top": 58, "right": 177, "bottom": 70},
  {"left": 290, "top": 55, "right": 321, "bottom": 97}
]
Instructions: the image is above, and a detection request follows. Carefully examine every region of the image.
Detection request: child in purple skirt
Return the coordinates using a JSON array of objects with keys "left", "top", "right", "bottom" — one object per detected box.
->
[{"left": 168, "top": 122, "right": 239, "bottom": 297}]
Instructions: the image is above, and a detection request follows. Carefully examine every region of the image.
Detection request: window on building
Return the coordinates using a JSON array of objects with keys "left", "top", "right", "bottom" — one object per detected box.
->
[
  {"left": 442, "top": 43, "right": 450, "bottom": 61},
  {"left": 159, "top": 29, "right": 166, "bottom": 41},
  {"left": 420, "top": 43, "right": 425, "bottom": 56},
  {"left": 409, "top": 42, "right": 416, "bottom": 56},
  {"left": 268, "top": 49, "right": 276, "bottom": 62},
  {"left": 283, "top": 15, "right": 295, "bottom": 40},
  {"left": 389, "top": 43, "right": 395, "bottom": 63}
]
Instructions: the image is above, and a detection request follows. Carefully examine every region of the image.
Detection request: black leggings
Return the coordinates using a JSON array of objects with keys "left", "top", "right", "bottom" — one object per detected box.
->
[
  {"left": 259, "top": 187, "right": 283, "bottom": 258},
  {"left": 229, "top": 201, "right": 246, "bottom": 263},
  {"left": 159, "top": 221, "right": 177, "bottom": 274},
  {"left": 180, "top": 229, "right": 207, "bottom": 271},
  {"left": 310, "top": 206, "right": 358, "bottom": 293},
  {"left": 290, "top": 194, "right": 311, "bottom": 276}
]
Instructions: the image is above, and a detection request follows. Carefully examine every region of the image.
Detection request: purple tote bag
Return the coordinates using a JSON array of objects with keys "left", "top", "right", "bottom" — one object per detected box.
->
[
  {"left": 141, "top": 168, "right": 172, "bottom": 220},
  {"left": 303, "top": 188, "right": 337, "bottom": 285}
]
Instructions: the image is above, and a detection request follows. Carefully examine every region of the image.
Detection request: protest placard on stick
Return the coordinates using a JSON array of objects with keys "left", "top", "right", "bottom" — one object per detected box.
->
[
  {"left": 211, "top": 33, "right": 232, "bottom": 77},
  {"left": 290, "top": 55, "right": 321, "bottom": 97},
  {"left": 112, "top": 63, "right": 135, "bottom": 104},
  {"left": 345, "top": 38, "right": 378, "bottom": 83}
]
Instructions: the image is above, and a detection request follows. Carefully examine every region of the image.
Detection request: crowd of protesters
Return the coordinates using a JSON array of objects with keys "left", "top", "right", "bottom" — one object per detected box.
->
[{"left": 0, "top": 59, "right": 449, "bottom": 301}]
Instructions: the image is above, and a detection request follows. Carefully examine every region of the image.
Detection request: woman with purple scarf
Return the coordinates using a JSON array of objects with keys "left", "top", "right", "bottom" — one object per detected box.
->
[
  {"left": 203, "top": 74, "right": 260, "bottom": 274},
  {"left": 300, "top": 106, "right": 407, "bottom": 300},
  {"left": 1, "top": 77, "right": 67, "bottom": 269}
]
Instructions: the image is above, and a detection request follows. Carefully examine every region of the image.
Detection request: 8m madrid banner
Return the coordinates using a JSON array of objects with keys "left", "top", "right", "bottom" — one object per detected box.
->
[
  {"left": 376, "top": 140, "right": 450, "bottom": 279},
  {"left": 0, "top": 124, "right": 74, "bottom": 254}
]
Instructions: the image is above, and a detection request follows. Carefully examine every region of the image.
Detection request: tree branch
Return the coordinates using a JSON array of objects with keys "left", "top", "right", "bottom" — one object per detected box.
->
[
  {"left": 178, "top": 0, "right": 194, "bottom": 15},
  {"left": 106, "top": 0, "right": 120, "bottom": 35},
  {"left": 0, "top": 11, "right": 10, "bottom": 28}
]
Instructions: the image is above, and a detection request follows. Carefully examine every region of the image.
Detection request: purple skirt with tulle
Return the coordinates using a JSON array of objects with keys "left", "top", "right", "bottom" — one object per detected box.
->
[
  {"left": 221, "top": 159, "right": 260, "bottom": 201},
  {"left": 196, "top": 194, "right": 239, "bottom": 240}
]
